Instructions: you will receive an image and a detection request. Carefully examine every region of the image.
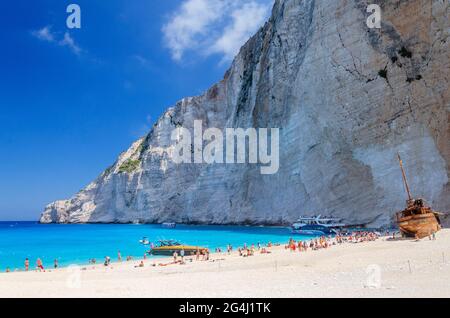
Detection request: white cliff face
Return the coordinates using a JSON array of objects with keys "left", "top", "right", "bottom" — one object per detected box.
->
[{"left": 40, "top": 0, "right": 450, "bottom": 227}]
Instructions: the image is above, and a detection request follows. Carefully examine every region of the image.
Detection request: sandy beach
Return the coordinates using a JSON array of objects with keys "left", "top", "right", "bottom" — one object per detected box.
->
[{"left": 1, "top": 230, "right": 449, "bottom": 298}]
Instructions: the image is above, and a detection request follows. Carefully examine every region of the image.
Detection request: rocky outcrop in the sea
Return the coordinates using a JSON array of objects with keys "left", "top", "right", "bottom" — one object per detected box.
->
[{"left": 40, "top": 0, "right": 450, "bottom": 227}]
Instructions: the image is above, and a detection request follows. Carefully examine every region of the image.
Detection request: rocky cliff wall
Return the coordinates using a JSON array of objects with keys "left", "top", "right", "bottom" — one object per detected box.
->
[{"left": 40, "top": 0, "right": 450, "bottom": 227}]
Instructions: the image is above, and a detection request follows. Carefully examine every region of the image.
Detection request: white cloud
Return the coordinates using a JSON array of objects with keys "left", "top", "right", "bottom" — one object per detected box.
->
[
  {"left": 162, "top": 0, "right": 226, "bottom": 61},
  {"left": 132, "top": 54, "right": 149, "bottom": 66},
  {"left": 31, "top": 26, "right": 55, "bottom": 42},
  {"left": 162, "top": 0, "right": 273, "bottom": 62},
  {"left": 211, "top": 2, "right": 270, "bottom": 61},
  {"left": 131, "top": 54, "right": 155, "bottom": 70},
  {"left": 32, "top": 27, "right": 83, "bottom": 56},
  {"left": 59, "top": 32, "right": 82, "bottom": 55}
]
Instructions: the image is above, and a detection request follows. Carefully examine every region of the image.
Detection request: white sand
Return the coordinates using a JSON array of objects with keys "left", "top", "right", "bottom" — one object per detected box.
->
[{"left": 1, "top": 230, "right": 449, "bottom": 298}]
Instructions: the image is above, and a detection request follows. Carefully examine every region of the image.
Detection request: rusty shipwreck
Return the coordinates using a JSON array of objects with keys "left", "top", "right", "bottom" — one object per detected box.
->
[{"left": 396, "top": 154, "right": 442, "bottom": 239}]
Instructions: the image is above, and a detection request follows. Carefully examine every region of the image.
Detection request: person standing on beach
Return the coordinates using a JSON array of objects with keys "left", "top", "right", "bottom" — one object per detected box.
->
[
  {"left": 196, "top": 249, "right": 200, "bottom": 261},
  {"left": 54, "top": 259, "right": 58, "bottom": 269},
  {"left": 180, "top": 249, "right": 185, "bottom": 263},
  {"left": 118, "top": 251, "right": 122, "bottom": 262},
  {"left": 24, "top": 258, "right": 29, "bottom": 271},
  {"left": 36, "top": 258, "right": 45, "bottom": 272}
]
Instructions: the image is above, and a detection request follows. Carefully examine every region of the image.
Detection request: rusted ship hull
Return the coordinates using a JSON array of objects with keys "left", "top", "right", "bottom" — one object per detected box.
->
[{"left": 397, "top": 213, "right": 441, "bottom": 239}]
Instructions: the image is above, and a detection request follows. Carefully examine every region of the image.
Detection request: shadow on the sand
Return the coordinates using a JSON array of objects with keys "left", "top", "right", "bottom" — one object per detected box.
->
[
  {"left": 386, "top": 236, "right": 435, "bottom": 243},
  {"left": 385, "top": 237, "right": 413, "bottom": 242}
]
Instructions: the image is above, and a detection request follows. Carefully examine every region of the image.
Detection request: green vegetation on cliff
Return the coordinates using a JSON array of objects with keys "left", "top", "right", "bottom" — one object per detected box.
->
[{"left": 118, "top": 159, "right": 141, "bottom": 174}]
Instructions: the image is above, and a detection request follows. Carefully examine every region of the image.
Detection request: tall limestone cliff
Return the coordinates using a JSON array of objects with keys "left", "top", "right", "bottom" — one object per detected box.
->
[{"left": 40, "top": 0, "right": 449, "bottom": 227}]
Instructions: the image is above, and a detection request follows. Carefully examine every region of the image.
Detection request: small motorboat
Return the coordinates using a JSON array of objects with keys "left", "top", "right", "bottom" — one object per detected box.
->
[
  {"left": 139, "top": 237, "right": 150, "bottom": 245},
  {"left": 148, "top": 240, "right": 208, "bottom": 256},
  {"left": 291, "top": 215, "right": 346, "bottom": 235},
  {"left": 162, "top": 222, "right": 176, "bottom": 228}
]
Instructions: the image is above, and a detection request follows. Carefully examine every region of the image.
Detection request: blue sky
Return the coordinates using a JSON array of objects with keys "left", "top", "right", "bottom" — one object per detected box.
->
[{"left": 0, "top": 0, "right": 273, "bottom": 220}]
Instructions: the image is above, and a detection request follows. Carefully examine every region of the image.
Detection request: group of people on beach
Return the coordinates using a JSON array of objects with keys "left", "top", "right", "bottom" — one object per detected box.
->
[
  {"left": 173, "top": 248, "right": 211, "bottom": 264},
  {"left": 24, "top": 257, "right": 56, "bottom": 272},
  {"left": 236, "top": 242, "right": 273, "bottom": 257},
  {"left": 283, "top": 231, "right": 380, "bottom": 253},
  {"left": 102, "top": 251, "right": 140, "bottom": 267},
  {"left": 4, "top": 257, "right": 58, "bottom": 273},
  {"left": 4, "top": 230, "right": 383, "bottom": 273},
  {"left": 100, "top": 247, "right": 213, "bottom": 269}
]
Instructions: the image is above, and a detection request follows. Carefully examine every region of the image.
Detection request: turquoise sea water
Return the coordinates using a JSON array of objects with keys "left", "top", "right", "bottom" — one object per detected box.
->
[{"left": 0, "top": 222, "right": 308, "bottom": 271}]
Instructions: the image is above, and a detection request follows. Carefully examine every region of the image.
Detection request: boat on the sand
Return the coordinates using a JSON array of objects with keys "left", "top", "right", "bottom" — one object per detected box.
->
[{"left": 396, "top": 153, "right": 442, "bottom": 239}]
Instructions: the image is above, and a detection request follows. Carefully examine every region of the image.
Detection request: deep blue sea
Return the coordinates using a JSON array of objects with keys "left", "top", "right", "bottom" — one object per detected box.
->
[{"left": 0, "top": 222, "right": 307, "bottom": 271}]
